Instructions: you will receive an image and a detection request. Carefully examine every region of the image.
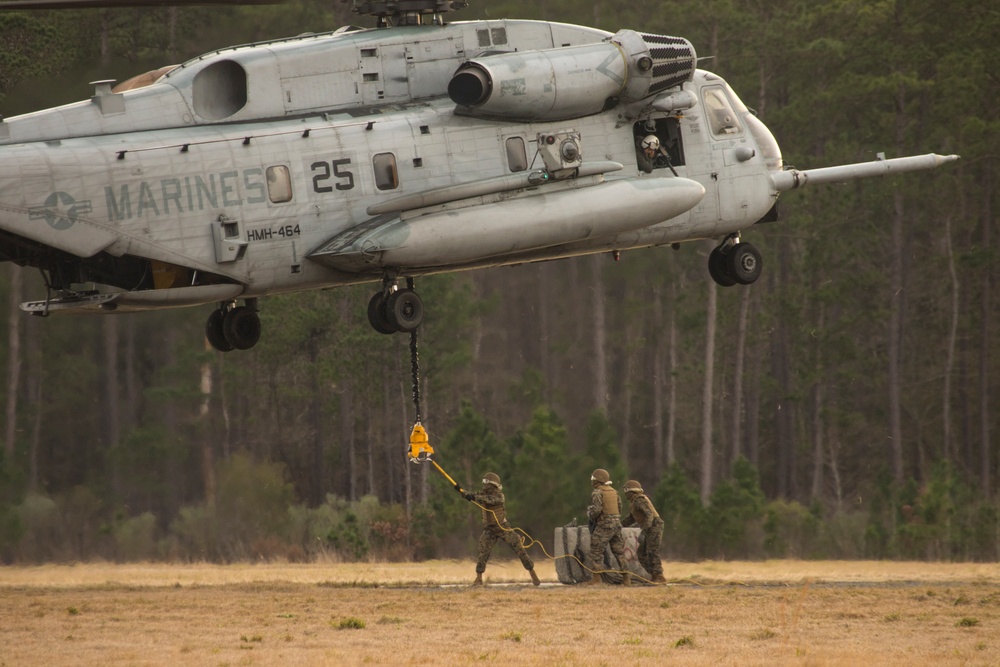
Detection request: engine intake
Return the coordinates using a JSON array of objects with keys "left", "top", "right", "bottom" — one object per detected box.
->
[{"left": 449, "top": 30, "right": 695, "bottom": 121}]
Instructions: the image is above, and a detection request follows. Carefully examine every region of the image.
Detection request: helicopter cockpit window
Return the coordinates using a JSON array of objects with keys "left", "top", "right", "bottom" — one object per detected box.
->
[
  {"left": 266, "top": 166, "right": 292, "bottom": 203},
  {"left": 373, "top": 153, "right": 399, "bottom": 190},
  {"left": 193, "top": 60, "right": 248, "bottom": 121},
  {"left": 702, "top": 86, "right": 743, "bottom": 137},
  {"left": 505, "top": 137, "right": 527, "bottom": 172}
]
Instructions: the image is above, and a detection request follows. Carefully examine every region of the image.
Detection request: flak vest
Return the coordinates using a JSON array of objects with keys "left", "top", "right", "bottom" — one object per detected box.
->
[
  {"left": 481, "top": 501, "right": 506, "bottom": 526},
  {"left": 599, "top": 486, "right": 620, "bottom": 518},
  {"left": 634, "top": 494, "right": 661, "bottom": 528}
]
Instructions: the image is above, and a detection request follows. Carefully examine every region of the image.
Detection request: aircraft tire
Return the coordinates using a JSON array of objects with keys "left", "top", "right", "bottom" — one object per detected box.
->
[
  {"left": 708, "top": 245, "right": 737, "bottom": 287},
  {"left": 727, "top": 242, "right": 762, "bottom": 285},
  {"left": 385, "top": 289, "right": 423, "bottom": 332},
  {"left": 206, "top": 309, "right": 234, "bottom": 352},
  {"left": 223, "top": 306, "right": 261, "bottom": 350},
  {"left": 367, "top": 292, "right": 396, "bottom": 335}
]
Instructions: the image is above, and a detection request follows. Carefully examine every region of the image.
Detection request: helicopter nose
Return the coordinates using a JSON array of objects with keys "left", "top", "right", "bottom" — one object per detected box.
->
[{"left": 744, "top": 113, "right": 783, "bottom": 171}]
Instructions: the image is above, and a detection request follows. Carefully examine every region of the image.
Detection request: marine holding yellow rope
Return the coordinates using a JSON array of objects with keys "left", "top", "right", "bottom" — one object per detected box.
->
[{"left": 458, "top": 472, "right": 541, "bottom": 586}]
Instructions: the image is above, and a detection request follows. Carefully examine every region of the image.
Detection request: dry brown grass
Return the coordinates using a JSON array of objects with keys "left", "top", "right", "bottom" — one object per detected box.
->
[{"left": 1, "top": 560, "right": 998, "bottom": 666}]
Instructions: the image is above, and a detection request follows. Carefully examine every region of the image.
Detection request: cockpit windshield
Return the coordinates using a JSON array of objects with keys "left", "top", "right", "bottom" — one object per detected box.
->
[
  {"left": 701, "top": 86, "right": 743, "bottom": 136},
  {"left": 702, "top": 78, "right": 783, "bottom": 171}
]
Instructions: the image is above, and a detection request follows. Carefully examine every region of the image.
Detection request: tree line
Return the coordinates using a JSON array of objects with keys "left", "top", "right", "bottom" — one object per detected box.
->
[{"left": 1, "top": 0, "right": 997, "bottom": 563}]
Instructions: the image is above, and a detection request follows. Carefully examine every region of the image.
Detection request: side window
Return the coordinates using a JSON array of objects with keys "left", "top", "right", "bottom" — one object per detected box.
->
[
  {"left": 373, "top": 153, "right": 399, "bottom": 190},
  {"left": 702, "top": 86, "right": 743, "bottom": 136},
  {"left": 505, "top": 136, "right": 527, "bottom": 172},
  {"left": 266, "top": 165, "right": 292, "bottom": 203}
]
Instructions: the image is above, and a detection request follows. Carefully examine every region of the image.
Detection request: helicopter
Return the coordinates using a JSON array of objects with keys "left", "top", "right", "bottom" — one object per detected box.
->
[{"left": 0, "top": 0, "right": 958, "bottom": 352}]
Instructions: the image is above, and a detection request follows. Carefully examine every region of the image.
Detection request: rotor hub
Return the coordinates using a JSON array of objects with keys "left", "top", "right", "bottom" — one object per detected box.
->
[{"left": 351, "top": 0, "right": 468, "bottom": 26}]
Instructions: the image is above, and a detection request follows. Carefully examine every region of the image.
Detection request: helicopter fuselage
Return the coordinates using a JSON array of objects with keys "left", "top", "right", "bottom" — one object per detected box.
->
[{"left": 0, "top": 17, "right": 956, "bottom": 347}]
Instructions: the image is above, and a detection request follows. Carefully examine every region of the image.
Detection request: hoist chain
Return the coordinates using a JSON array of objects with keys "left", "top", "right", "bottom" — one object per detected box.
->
[{"left": 407, "top": 277, "right": 422, "bottom": 423}]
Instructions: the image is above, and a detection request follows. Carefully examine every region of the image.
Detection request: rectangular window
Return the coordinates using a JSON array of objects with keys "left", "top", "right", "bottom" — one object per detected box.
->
[
  {"left": 266, "top": 165, "right": 292, "bottom": 203},
  {"left": 505, "top": 136, "right": 527, "bottom": 172},
  {"left": 373, "top": 153, "right": 399, "bottom": 190}
]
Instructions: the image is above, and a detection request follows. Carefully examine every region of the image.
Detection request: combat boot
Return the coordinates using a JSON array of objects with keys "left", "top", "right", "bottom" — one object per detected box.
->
[
  {"left": 584, "top": 574, "right": 602, "bottom": 585},
  {"left": 529, "top": 568, "right": 541, "bottom": 586},
  {"left": 473, "top": 573, "right": 483, "bottom": 586},
  {"left": 652, "top": 573, "right": 667, "bottom": 584},
  {"left": 621, "top": 572, "right": 631, "bottom": 587}
]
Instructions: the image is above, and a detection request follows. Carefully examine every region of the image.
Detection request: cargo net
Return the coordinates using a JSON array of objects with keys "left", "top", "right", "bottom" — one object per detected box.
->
[
  {"left": 640, "top": 33, "right": 696, "bottom": 95},
  {"left": 554, "top": 524, "right": 650, "bottom": 585}
]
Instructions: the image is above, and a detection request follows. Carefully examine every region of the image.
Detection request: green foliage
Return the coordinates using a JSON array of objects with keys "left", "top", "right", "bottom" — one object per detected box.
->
[
  {"left": 764, "top": 500, "right": 821, "bottom": 558},
  {"left": 580, "top": 410, "right": 627, "bottom": 489},
  {"left": 12, "top": 494, "right": 61, "bottom": 562},
  {"left": 112, "top": 512, "right": 158, "bottom": 561},
  {"left": 169, "top": 505, "right": 217, "bottom": 560},
  {"left": 0, "top": 454, "right": 25, "bottom": 562},
  {"left": 653, "top": 463, "right": 704, "bottom": 560},
  {"left": 0, "top": 14, "right": 63, "bottom": 101},
  {"left": 214, "top": 454, "right": 294, "bottom": 559},
  {"left": 701, "top": 458, "right": 767, "bottom": 559},
  {"left": 169, "top": 454, "right": 294, "bottom": 561},
  {"left": 327, "top": 511, "right": 369, "bottom": 561},
  {"left": 507, "top": 406, "right": 580, "bottom": 540}
]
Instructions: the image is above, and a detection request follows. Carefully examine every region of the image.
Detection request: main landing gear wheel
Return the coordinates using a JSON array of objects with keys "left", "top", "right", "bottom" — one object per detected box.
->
[
  {"left": 708, "top": 239, "right": 762, "bottom": 287},
  {"left": 386, "top": 289, "right": 423, "bottom": 332},
  {"left": 206, "top": 301, "right": 262, "bottom": 352},
  {"left": 368, "top": 292, "right": 396, "bottom": 335},
  {"left": 205, "top": 309, "right": 233, "bottom": 352},
  {"left": 708, "top": 245, "right": 737, "bottom": 287},
  {"left": 727, "top": 242, "right": 762, "bottom": 285},
  {"left": 367, "top": 282, "right": 425, "bottom": 334},
  {"left": 223, "top": 305, "right": 262, "bottom": 349}
]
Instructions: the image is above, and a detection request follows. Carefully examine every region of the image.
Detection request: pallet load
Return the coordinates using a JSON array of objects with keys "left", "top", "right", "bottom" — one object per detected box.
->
[{"left": 553, "top": 525, "right": 650, "bottom": 584}]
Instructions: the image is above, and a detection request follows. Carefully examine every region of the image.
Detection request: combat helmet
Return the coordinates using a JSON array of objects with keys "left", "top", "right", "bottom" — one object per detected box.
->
[
  {"left": 623, "top": 480, "right": 643, "bottom": 495},
  {"left": 482, "top": 472, "right": 502, "bottom": 490},
  {"left": 640, "top": 135, "right": 660, "bottom": 151},
  {"left": 591, "top": 468, "right": 611, "bottom": 485}
]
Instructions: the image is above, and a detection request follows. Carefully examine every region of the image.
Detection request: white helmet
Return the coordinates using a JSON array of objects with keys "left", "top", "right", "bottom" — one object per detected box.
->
[{"left": 641, "top": 135, "right": 660, "bottom": 151}]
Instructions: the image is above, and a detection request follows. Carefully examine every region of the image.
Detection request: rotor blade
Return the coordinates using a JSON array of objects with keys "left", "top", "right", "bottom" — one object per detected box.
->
[{"left": 0, "top": 0, "right": 281, "bottom": 9}]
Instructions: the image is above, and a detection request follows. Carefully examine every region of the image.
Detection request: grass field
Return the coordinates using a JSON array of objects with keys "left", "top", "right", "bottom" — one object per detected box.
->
[{"left": 1, "top": 560, "right": 998, "bottom": 666}]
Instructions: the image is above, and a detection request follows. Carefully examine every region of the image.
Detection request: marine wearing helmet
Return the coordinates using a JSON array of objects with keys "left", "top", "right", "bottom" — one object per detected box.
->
[
  {"left": 457, "top": 471, "right": 539, "bottom": 587},
  {"left": 584, "top": 466, "right": 627, "bottom": 585},
  {"left": 621, "top": 479, "right": 666, "bottom": 583}
]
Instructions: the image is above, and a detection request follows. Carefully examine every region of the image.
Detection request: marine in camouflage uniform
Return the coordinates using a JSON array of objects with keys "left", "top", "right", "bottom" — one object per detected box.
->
[
  {"left": 458, "top": 472, "right": 540, "bottom": 586},
  {"left": 622, "top": 479, "right": 666, "bottom": 583},
  {"left": 584, "top": 468, "right": 628, "bottom": 585}
]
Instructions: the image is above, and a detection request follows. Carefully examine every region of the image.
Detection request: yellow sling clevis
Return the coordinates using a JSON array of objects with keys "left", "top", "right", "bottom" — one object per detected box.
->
[
  {"left": 407, "top": 420, "right": 463, "bottom": 490},
  {"left": 408, "top": 421, "right": 433, "bottom": 461}
]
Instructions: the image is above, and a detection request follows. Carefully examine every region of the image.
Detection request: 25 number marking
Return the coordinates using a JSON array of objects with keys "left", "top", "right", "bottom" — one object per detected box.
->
[{"left": 311, "top": 158, "right": 354, "bottom": 193}]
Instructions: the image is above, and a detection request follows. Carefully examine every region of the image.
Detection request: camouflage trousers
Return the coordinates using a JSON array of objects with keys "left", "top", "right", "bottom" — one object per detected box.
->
[
  {"left": 587, "top": 517, "right": 625, "bottom": 571},
  {"left": 637, "top": 519, "right": 664, "bottom": 577},
  {"left": 476, "top": 522, "right": 534, "bottom": 573}
]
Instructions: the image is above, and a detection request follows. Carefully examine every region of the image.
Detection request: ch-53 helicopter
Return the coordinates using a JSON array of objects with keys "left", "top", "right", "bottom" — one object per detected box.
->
[{"left": 0, "top": 0, "right": 957, "bottom": 352}]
